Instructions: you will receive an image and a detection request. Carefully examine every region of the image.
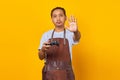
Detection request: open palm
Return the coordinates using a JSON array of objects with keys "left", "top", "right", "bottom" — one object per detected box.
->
[{"left": 66, "top": 16, "right": 78, "bottom": 32}]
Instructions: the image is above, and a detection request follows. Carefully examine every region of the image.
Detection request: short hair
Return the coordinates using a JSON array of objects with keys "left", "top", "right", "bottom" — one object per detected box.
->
[{"left": 51, "top": 7, "right": 66, "bottom": 17}]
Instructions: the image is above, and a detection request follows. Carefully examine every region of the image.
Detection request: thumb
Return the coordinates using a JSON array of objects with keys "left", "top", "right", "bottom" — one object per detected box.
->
[{"left": 65, "top": 25, "right": 70, "bottom": 30}]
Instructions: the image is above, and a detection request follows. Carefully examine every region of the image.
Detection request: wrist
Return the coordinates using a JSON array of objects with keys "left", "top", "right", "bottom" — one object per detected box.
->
[{"left": 74, "top": 30, "right": 78, "bottom": 34}]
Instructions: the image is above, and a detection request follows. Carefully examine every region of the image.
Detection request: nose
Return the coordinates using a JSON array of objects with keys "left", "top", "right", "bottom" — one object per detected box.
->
[{"left": 56, "top": 16, "right": 60, "bottom": 21}]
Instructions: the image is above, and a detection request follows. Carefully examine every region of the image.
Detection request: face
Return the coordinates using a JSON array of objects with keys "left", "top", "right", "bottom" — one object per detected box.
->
[{"left": 51, "top": 9, "right": 66, "bottom": 27}]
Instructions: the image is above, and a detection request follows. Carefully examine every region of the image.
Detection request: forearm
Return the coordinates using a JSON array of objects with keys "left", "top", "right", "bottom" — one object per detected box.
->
[
  {"left": 38, "top": 49, "right": 46, "bottom": 60},
  {"left": 73, "top": 30, "right": 81, "bottom": 42}
]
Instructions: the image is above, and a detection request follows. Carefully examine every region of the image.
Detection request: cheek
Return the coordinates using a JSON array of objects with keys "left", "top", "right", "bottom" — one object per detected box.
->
[
  {"left": 62, "top": 18, "right": 66, "bottom": 22},
  {"left": 62, "top": 17, "right": 66, "bottom": 21},
  {"left": 52, "top": 18, "right": 56, "bottom": 23}
]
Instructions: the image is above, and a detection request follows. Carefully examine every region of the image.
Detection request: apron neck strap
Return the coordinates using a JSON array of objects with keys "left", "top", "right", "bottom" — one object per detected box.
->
[{"left": 51, "top": 29, "right": 66, "bottom": 45}]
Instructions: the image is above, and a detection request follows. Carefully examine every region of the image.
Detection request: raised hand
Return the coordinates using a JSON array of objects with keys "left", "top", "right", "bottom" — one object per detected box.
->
[{"left": 65, "top": 16, "right": 78, "bottom": 32}]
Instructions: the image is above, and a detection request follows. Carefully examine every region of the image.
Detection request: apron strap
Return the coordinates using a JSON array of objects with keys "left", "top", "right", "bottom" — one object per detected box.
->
[{"left": 51, "top": 29, "right": 66, "bottom": 45}]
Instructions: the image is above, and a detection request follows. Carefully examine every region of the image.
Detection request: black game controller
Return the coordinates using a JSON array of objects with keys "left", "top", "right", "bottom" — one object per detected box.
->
[{"left": 49, "top": 41, "right": 59, "bottom": 46}]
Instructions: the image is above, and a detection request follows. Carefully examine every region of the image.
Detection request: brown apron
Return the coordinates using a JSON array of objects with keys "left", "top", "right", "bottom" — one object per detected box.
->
[{"left": 42, "top": 29, "right": 75, "bottom": 80}]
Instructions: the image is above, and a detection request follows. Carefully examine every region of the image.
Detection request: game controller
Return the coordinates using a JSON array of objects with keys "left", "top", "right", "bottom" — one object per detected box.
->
[{"left": 49, "top": 41, "right": 59, "bottom": 46}]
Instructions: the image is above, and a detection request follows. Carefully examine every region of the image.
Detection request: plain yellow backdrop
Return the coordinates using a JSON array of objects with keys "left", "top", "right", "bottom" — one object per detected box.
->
[{"left": 0, "top": 0, "right": 120, "bottom": 80}]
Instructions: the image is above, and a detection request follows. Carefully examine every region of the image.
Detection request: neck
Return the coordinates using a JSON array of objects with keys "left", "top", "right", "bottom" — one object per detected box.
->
[{"left": 55, "top": 26, "right": 64, "bottom": 32}]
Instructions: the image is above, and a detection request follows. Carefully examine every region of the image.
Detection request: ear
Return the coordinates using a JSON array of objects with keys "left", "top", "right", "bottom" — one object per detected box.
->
[{"left": 65, "top": 16, "right": 67, "bottom": 21}]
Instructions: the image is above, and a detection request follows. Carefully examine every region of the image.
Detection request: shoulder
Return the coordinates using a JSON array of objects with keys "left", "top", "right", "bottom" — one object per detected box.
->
[
  {"left": 40, "top": 29, "right": 53, "bottom": 43},
  {"left": 66, "top": 29, "right": 74, "bottom": 36},
  {"left": 42, "top": 29, "right": 53, "bottom": 37},
  {"left": 44, "top": 29, "right": 53, "bottom": 35}
]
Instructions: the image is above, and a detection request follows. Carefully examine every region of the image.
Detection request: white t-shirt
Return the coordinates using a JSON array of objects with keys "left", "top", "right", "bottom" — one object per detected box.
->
[{"left": 38, "top": 29, "right": 78, "bottom": 59}]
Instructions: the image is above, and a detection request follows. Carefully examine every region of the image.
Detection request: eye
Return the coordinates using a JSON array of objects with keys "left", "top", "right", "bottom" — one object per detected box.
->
[
  {"left": 59, "top": 14, "right": 63, "bottom": 17},
  {"left": 52, "top": 15, "right": 57, "bottom": 18}
]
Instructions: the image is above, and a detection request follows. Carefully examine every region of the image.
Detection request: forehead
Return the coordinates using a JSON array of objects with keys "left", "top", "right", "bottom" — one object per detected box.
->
[{"left": 52, "top": 9, "right": 64, "bottom": 14}]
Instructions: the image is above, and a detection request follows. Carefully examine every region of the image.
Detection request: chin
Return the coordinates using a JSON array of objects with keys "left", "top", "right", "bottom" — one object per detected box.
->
[
  {"left": 55, "top": 24, "right": 64, "bottom": 27},
  {"left": 56, "top": 25, "right": 64, "bottom": 27}
]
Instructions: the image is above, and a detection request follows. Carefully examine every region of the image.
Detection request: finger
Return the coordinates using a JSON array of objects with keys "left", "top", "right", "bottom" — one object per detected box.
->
[
  {"left": 46, "top": 45, "right": 51, "bottom": 48},
  {"left": 74, "top": 17, "right": 77, "bottom": 22},
  {"left": 45, "top": 46, "right": 50, "bottom": 50},
  {"left": 70, "top": 15, "right": 74, "bottom": 22},
  {"left": 70, "top": 15, "right": 73, "bottom": 22},
  {"left": 72, "top": 15, "right": 76, "bottom": 22},
  {"left": 74, "top": 18, "right": 78, "bottom": 27},
  {"left": 65, "top": 25, "right": 70, "bottom": 30},
  {"left": 43, "top": 41, "right": 50, "bottom": 45},
  {"left": 71, "top": 15, "right": 73, "bottom": 22},
  {"left": 68, "top": 17, "right": 71, "bottom": 23},
  {"left": 44, "top": 48, "right": 48, "bottom": 51},
  {"left": 43, "top": 45, "right": 51, "bottom": 51},
  {"left": 71, "top": 15, "right": 74, "bottom": 22},
  {"left": 68, "top": 15, "right": 73, "bottom": 22}
]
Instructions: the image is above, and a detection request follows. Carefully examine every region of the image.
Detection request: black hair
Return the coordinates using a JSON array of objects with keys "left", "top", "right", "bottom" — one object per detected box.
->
[{"left": 51, "top": 7, "right": 66, "bottom": 17}]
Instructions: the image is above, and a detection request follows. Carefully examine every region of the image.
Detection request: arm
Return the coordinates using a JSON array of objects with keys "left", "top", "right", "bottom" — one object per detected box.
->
[
  {"left": 66, "top": 15, "right": 81, "bottom": 42},
  {"left": 38, "top": 41, "right": 51, "bottom": 60},
  {"left": 73, "top": 30, "right": 81, "bottom": 42},
  {"left": 38, "top": 49, "right": 46, "bottom": 60}
]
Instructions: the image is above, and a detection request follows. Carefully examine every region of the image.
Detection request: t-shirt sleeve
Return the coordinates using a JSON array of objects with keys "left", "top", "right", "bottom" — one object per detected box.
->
[{"left": 38, "top": 33, "right": 48, "bottom": 50}]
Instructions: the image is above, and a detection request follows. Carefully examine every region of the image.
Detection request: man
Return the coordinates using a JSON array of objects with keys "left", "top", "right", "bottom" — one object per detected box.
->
[{"left": 38, "top": 7, "right": 81, "bottom": 80}]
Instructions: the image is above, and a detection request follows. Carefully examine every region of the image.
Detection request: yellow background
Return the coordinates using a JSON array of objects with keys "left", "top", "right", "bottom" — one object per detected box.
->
[{"left": 0, "top": 0, "right": 120, "bottom": 80}]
